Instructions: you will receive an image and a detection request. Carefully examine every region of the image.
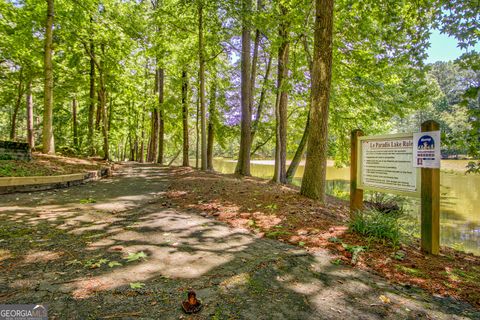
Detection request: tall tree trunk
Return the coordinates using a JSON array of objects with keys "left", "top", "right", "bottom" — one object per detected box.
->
[
  {"left": 132, "top": 100, "right": 138, "bottom": 161},
  {"left": 99, "top": 45, "right": 109, "bottom": 160},
  {"left": 250, "top": 30, "right": 260, "bottom": 112},
  {"left": 286, "top": 113, "right": 309, "bottom": 182},
  {"left": 72, "top": 97, "right": 78, "bottom": 150},
  {"left": 157, "top": 68, "right": 165, "bottom": 164},
  {"left": 149, "top": 67, "right": 160, "bottom": 162},
  {"left": 88, "top": 35, "right": 95, "bottom": 155},
  {"left": 251, "top": 54, "right": 272, "bottom": 144},
  {"left": 249, "top": 0, "right": 263, "bottom": 114},
  {"left": 129, "top": 133, "right": 134, "bottom": 161},
  {"left": 139, "top": 60, "right": 148, "bottom": 163},
  {"left": 123, "top": 138, "right": 128, "bottom": 161},
  {"left": 95, "top": 90, "right": 102, "bottom": 131},
  {"left": 95, "top": 89, "right": 102, "bottom": 131},
  {"left": 42, "top": 0, "right": 55, "bottom": 154},
  {"left": 249, "top": 4, "right": 262, "bottom": 113},
  {"left": 149, "top": 108, "right": 159, "bottom": 162},
  {"left": 196, "top": 86, "right": 200, "bottom": 169},
  {"left": 139, "top": 132, "right": 145, "bottom": 162},
  {"left": 273, "top": 4, "right": 289, "bottom": 184},
  {"left": 182, "top": 69, "right": 189, "bottom": 166},
  {"left": 477, "top": 89, "right": 480, "bottom": 155},
  {"left": 99, "top": 84, "right": 109, "bottom": 160},
  {"left": 285, "top": 34, "right": 314, "bottom": 182},
  {"left": 10, "top": 69, "right": 24, "bottom": 141},
  {"left": 300, "top": 0, "right": 334, "bottom": 201},
  {"left": 207, "top": 75, "right": 217, "bottom": 170},
  {"left": 134, "top": 139, "right": 138, "bottom": 161},
  {"left": 108, "top": 98, "right": 113, "bottom": 132},
  {"left": 235, "top": 0, "right": 252, "bottom": 176},
  {"left": 146, "top": 137, "right": 152, "bottom": 162},
  {"left": 26, "top": 79, "right": 34, "bottom": 149},
  {"left": 198, "top": 3, "right": 207, "bottom": 170}
]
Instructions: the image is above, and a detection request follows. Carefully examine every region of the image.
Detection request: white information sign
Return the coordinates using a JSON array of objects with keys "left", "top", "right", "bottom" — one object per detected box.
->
[
  {"left": 358, "top": 134, "right": 419, "bottom": 196},
  {"left": 413, "top": 131, "right": 441, "bottom": 168}
]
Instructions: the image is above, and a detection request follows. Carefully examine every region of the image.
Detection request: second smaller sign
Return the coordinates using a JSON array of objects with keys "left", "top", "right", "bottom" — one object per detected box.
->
[{"left": 413, "top": 131, "right": 441, "bottom": 168}]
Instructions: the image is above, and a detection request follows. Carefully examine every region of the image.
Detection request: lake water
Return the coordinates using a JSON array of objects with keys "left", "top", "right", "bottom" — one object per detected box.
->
[{"left": 211, "top": 158, "right": 480, "bottom": 256}]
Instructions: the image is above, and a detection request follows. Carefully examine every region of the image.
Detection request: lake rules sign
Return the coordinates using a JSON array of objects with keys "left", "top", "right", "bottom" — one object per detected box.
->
[
  {"left": 413, "top": 131, "right": 441, "bottom": 168},
  {"left": 357, "top": 133, "right": 420, "bottom": 197},
  {"left": 351, "top": 121, "right": 441, "bottom": 255}
]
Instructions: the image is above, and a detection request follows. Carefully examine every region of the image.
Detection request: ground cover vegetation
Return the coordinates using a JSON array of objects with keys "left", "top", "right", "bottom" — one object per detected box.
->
[
  {"left": 2, "top": 164, "right": 479, "bottom": 318},
  {"left": 165, "top": 168, "right": 480, "bottom": 308},
  {"left": 0, "top": 152, "right": 108, "bottom": 176}
]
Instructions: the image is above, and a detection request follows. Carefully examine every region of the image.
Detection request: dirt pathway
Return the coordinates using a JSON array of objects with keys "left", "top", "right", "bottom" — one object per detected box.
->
[{"left": 0, "top": 164, "right": 478, "bottom": 319}]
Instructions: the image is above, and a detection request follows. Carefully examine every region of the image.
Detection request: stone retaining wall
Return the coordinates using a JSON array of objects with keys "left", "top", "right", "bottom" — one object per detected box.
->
[{"left": 0, "top": 141, "right": 32, "bottom": 161}]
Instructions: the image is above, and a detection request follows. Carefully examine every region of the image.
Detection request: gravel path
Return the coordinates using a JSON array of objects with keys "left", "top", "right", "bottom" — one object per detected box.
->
[{"left": 0, "top": 163, "right": 478, "bottom": 319}]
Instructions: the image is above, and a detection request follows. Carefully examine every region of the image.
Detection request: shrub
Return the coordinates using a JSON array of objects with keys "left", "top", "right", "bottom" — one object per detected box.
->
[
  {"left": 364, "top": 192, "right": 403, "bottom": 215},
  {"left": 349, "top": 209, "right": 402, "bottom": 246},
  {"left": 466, "top": 161, "right": 480, "bottom": 174},
  {"left": 0, "top": 154, "right": 13, "bottom": 160}
]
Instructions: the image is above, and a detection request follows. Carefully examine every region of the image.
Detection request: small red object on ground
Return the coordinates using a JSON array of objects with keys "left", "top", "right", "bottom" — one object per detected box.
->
[{"left": 182, "top": 290, "right": 202, "bottom": 314}]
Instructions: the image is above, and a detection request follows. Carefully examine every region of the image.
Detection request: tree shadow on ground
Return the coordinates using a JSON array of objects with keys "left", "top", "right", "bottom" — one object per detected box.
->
[{"left": 0, "top": 164, "right": 478, "bottom": 319}]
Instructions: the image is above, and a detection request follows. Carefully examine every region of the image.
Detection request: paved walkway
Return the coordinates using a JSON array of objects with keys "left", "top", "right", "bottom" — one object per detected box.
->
[{"left": 0, "top": 164, "right": 478, "bottom": 319}]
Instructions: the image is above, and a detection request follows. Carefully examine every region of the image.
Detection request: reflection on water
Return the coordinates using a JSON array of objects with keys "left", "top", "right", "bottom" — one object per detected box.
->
[{"left": 211, "top": 158, "right": 480, "bottom": 256}]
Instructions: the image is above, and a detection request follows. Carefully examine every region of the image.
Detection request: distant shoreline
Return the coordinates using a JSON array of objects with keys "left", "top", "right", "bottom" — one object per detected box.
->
[{"left": 218, "top": 158, "right": 473, "bottom": 173}]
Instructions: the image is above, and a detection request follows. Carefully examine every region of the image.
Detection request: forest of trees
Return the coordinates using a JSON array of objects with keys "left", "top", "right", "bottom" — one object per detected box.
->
[{"left": 0, "top": 0, "right": 478, "bottom": 200}]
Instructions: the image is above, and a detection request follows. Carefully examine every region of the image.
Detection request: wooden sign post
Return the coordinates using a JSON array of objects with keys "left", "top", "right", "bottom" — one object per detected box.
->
[
  {"left": 350, "top": 129, "right": 364, "bottom": 216},
  {"left": 420, "top": 120, "right": 440, "bottom": 255},
  {"left": 350, "top": 121, "right": 441, "bottom": 255}
]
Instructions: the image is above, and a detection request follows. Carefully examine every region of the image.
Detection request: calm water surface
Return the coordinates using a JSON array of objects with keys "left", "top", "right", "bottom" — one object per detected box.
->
[{"left": 211, "top": 158, "right": 480, "bottom": 255}]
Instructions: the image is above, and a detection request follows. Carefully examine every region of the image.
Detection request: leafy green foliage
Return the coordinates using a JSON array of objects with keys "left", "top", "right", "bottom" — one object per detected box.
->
[
  {"left": 84, "top": 258, "right": 109, "bottom": 269},
  {"left": 395, "top": 265, "right": 429, "bottom": 278},
  {"left": 124, "top": 251, "right": 147, "bottom": 262},
  {"left": 349, "top": 209, "right": 402, "bottom": 246},
  {"left": 265, "top": 230, "right": 291, "bottom": 239},
  {"left": 0, "top": 0, "right": 454, "bottom": 167},
  {"left": 108, "top": 261, "right": 122, "bottom": 268},
  {"left": 391, "top": 250, "right": 406, "bottom": 261},
  {"left": 0, "top": 155, "right": 13, "bottom": 160},
  {"left": 0, "top": 162, "right": 37, "bottom": 176},
  {"left": 265, "top": 204, "right": 278, "bottom": 211},
  {"left": 466, "top": 161, "right": 480, "bottom": 174},
  {"left": 129, "top": 282, "right": 145, "bottom": 289},
  {"left": 342, "top": 244, "right": 366, "bottom": 264},
  {"left": 79, "top": 198, "right": 96, "bottom": 204}
]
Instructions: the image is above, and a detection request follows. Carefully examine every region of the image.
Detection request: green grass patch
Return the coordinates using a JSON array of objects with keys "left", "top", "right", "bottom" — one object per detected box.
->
[
  {"left": 247, "top": 276, "right": 266, "bottom": 294},
  {"left": 450, "top": 268, "right": 480, "bottom": 283},
  {"left": 0, "top": 162, "right": 31, "bottom": 176},
  {"left": 266, "top": 230, "right": 292, "bottom": 239},
  {"left": 395, "top": 265, "right": 429, "bottom": 278},
  {"left": 349, "top": 209, "right": 401, "bottom": 246}
]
